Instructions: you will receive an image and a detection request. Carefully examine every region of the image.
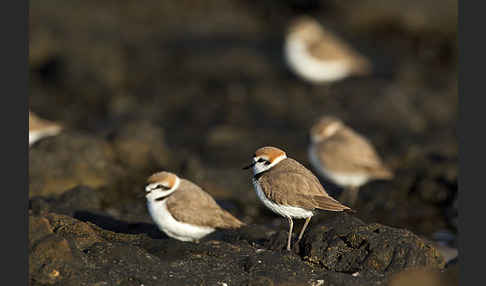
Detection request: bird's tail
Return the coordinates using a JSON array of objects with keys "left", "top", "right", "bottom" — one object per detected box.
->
[
  {"left": 220, "top": 211, "right": 246, "bottom": 229},
  {"left": 314, "top": 195, "right": 353, "bottom": 212},
  {"left": 372, "top": 166, "right": 394, "bottom": 180}
]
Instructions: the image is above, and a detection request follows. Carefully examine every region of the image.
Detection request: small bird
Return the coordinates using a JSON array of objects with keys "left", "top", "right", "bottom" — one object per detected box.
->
[
  {"left": 284, "top": 15, "right": 372, "bottom": 84},
  {"left": 244, "top": 146, "right": 351, "bottom": 251},
  {"left": 29, "top": 111, "right": 62, "bottom": 146},
  {"left": 308, "top": 116, "right": 393, "bottom": 205},
  {"left": 145, "top": 171, "right": 244, "bottom": 242}
]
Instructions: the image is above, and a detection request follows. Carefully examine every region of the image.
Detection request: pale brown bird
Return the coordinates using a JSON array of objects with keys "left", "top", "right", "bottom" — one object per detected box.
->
[
  {"left": 145, "top": 171, "right": 244, "bottom": 242},
  {"left": 244, "top": 146, "right": 351, "bottom": 251},
  {"left": 284, "top": 15, "right": 372, "bottom": 84},
  {"left": 29, "top": 111, "right": 62, "bottom": 146},
  {"left": 308, "top": 116, "right": 393, "bottom": 205}
]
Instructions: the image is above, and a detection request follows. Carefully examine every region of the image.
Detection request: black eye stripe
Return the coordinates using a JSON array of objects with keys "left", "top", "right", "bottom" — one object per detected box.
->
[
  {"left": 154, "top": 184, "right": 170, "bottom": 190},
  {"left": 264, "top": 161, "right": 270, "bottom": 165},
  {"left": 257, "top": 158, "right": 265, "bottom": 163}
]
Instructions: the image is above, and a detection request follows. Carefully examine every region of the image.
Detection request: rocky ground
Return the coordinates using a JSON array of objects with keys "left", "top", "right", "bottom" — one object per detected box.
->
[
  {"left": 29, "top": 0, "right": 457, "bottom": 285},
  {"left": 29, "top": 186, "right": 456, "bottom": 286}
]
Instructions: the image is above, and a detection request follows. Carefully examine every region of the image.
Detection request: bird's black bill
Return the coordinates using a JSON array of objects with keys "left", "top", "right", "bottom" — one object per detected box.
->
[{"left": 243, "top": 162, "right": 256, "bottom": 170}]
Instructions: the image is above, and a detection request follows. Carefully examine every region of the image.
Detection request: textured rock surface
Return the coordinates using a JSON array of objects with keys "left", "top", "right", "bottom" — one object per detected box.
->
[
  {"left": 29, "top": 131, "right": 124, "bottom": 197},
  {"left": 299, "top": 214, "right": 444, "bottom": 274},
  {"left": 29, "top": 188, "right": 447, "bottom": 286},
  {"left": 111, "top": 120, "right": 173, "bottom": 172}
]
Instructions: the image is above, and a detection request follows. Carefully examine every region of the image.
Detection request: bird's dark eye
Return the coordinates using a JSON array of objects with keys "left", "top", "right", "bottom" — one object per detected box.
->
[
  {"left": 264, "top": 161, "right": 270, "bottom": 165},
  {"left": 257, "top": 158, "right": 265, "bottom": 163},
  {"left": 157, "top": 184, "right": 170, "bottom": 190}
]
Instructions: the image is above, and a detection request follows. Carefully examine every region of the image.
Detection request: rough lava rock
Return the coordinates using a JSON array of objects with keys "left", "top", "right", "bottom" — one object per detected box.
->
[
  {"left": 29, "top": 187, "right": 447, "bottom": 286},
  {"left": 110, "top": 120, "right": 173, "bottom": 172},
  {"left": 29, "top": 131, "right": 124, "bottom": 197},
  {"left": 298, "top": 213, "right": 444, "bottom": 274}
]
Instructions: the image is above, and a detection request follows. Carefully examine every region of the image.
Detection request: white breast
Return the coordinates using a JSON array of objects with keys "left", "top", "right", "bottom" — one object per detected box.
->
[
  {"left": 308, "top": 145, "right": 369, "bottom": 188},
  {"left": 147, "top": 199, "right": 215, "bottom": 242},
  {"left": 252, "top": 179, "right": 313, "bottom": 219},
  {"left": 284, "top": 37, "right": 351, "bottom": 83}
]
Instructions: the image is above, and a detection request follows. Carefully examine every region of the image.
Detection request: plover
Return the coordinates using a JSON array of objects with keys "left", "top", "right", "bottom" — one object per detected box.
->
[
  {"left": 284, "top": 15, "right": 371, "bottom": 84},
  {"left": 308, "top": 116, "right": 393, "bottom": 205},
  {"left": 244, "top": 146, "right": 351, "bottom": 251},
  {"left": 145, "top": 171, "right": 244, "bottom": 242},
  {"left": 29, "top": 111, "right": 62, "bottom": 146}
]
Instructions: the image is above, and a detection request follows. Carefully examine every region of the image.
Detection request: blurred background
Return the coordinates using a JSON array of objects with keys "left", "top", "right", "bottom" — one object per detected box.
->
[{"left": 29, "top": 0, "right": 457, "bottom": 259}]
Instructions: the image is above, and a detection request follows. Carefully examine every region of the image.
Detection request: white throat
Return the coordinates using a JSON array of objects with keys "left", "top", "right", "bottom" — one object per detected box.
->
[
  {"left": 145, "top": 177, "right": 181, "bottom": 202},
  {"left": 253, "top": 154, "right": 287, "bottom": 175}
]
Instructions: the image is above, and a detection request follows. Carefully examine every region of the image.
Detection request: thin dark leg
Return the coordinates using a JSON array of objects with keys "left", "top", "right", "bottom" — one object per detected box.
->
[
  {"left": 286, "top": 217, "right": 293, "bottom": 251},
  {"left": 297, "top": 216, "right": 312, "bottom": 243}
]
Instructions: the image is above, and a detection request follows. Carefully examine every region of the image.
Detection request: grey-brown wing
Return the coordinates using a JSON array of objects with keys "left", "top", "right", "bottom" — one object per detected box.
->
[
  {"left": 167, "top": 184, "right": 244, "bottom": 229},
  {"left": 259, "top": 171, "right": 350, "bottom": 211},
  {"left": 317, "top": 129, "right": 392, "bottom": 176},
  {"left": 307, "top": 35, "right": 353, "bottom": 61},
  {"left": 307, "top": 32, "right": 371, "bottom": 74}
]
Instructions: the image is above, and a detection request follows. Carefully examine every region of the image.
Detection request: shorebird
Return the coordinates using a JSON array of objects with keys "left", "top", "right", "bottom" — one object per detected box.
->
[
  {"left": 29, "top": 111, "right": 62, "bottom": 146},
  {"left": 145, "top": 171, "right": 244, "bottom": 242},
  {"left": 244, "top": 146, "right": 351, "bottom": 251},
  {"left": 308, "top": 116, "right": 393, "bottom": 205},
  {"left": 284, "top": 15, "right": 371, "bottom": 84}
]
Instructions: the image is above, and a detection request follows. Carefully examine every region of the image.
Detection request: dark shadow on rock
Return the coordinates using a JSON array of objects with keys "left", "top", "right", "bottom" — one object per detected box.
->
[
  {"left": 73, "top": 210, "right": 165, "bottom": 239},
  {"left": 29, "top": 185, "right": 102, "bottom": 217},
  {"left": 203, "top": 224, "right": 274, "bottom": 247}
]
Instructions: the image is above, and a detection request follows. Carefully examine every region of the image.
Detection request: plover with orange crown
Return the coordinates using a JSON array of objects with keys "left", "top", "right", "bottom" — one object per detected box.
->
[
  {"left": 308, "top": 116, "right": 393, "bottom": 205},
  {"left": 145, "top": 171, "right": 244, "bottom": 242},
  {"left": 244, "top": 146, "right": 351, "bottom": 251},
  {"left": 29, "top": 111, "right": 62, "bottom": 146},
  {"left": 284, "top": 15, "right": 372, "bottom": 84}
]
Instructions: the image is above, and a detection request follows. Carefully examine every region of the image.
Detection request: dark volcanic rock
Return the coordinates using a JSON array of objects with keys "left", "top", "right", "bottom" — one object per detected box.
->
[
  {"left": 29, "top": 185, "right": 162, "bottom": 238},
  {"left": 29, "top": 185, "right": 103, "bottom": 217},
  {"left": 111, "top": 120, "right": 173, "bottom": 172},
  {"left": 29, "top": 189, "right": 447, "bottom": 286},
  {"left": 298, "top": 213, "right": 445, "bottom": 275},
  {"left": 29, "top": 131, "right": 124, "bottom": 197},
  {"left": 29, "top": 215, "right": 79, "bottom": 285}
]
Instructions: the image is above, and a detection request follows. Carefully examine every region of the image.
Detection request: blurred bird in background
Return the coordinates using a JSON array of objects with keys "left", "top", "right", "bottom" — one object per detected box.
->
[
  {"left": 308, "top": 116, "right": 393, "bottom": 205},
  {"left": 284, "top": 15, "right": 372, "bottom": 84}
]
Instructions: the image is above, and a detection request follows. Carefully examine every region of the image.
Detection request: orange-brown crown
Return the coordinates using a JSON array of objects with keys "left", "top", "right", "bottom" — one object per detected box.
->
[
  {"left": 254, "top": 146, "right": 287, "bottom": 162},
  {"left": 147, "top": 171, "right": 179, "bottom": 188}
]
